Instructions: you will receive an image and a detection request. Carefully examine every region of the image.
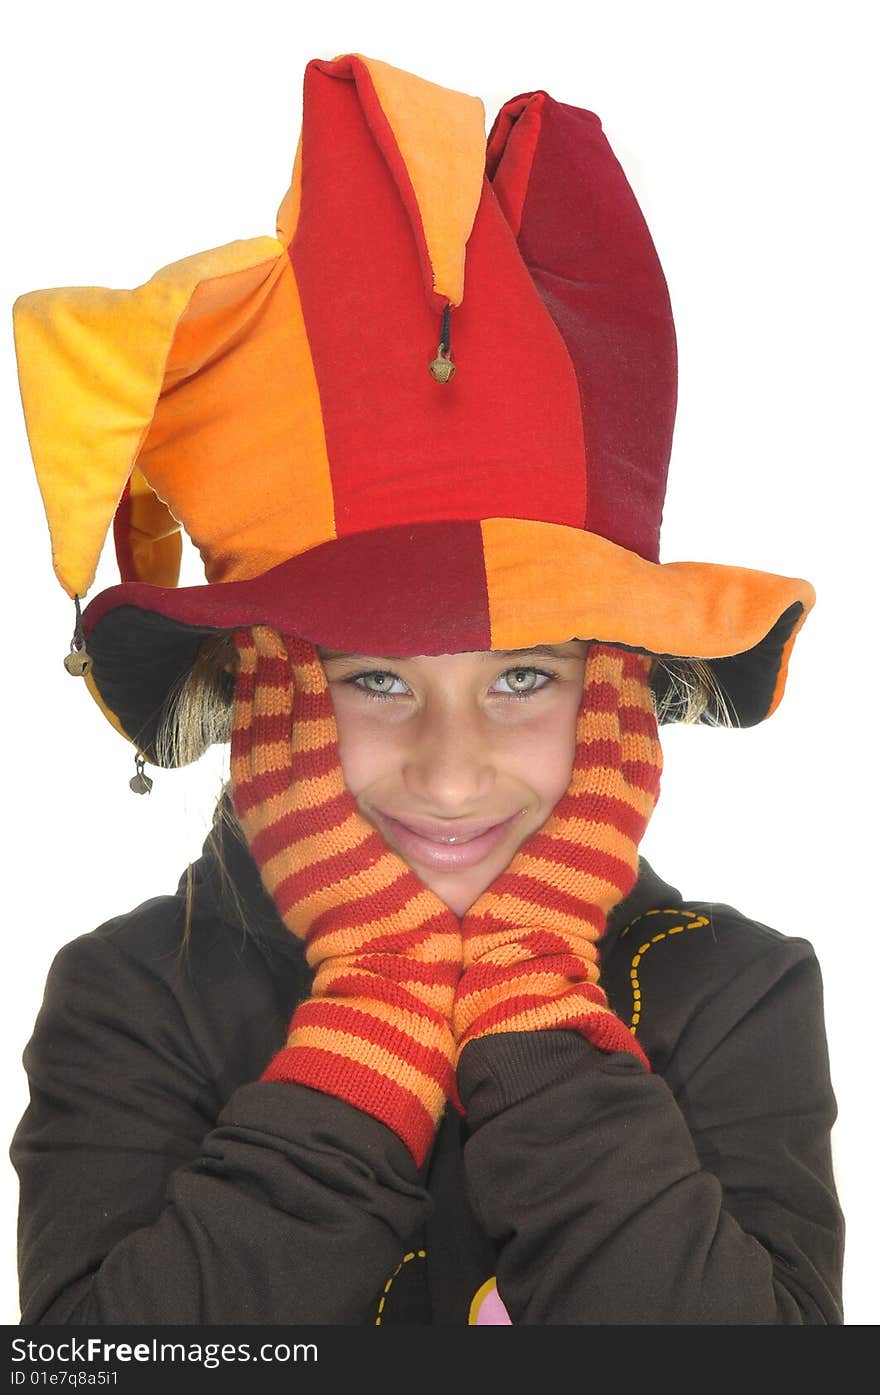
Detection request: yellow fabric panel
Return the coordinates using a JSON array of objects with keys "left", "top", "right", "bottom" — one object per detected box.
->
[
  {"left": 13, "top": 237, "right": 283, "bottom": 601},
  {"left": 123, "top": 466, "right": 183, "bottom": 588},
  {"left": 355, "top": 54, "right": 486, "bottom": 307},
  {"left": 137, "top": 254, "right": 336, "bottom": 583},
  {"left": 481, "top": 515, "right": 816, "bottom": 660}
]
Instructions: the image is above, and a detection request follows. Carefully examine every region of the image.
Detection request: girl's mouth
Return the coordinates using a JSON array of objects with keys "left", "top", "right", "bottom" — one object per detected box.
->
[{"left": 369, "top": 809, "right": 524, "bottom": 870}]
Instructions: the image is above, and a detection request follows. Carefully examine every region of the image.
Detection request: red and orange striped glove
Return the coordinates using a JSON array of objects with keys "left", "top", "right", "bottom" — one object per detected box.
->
[
  {"left": 452, "top": 643, "right": 663, "bottom": 1079},
  {"left": 229, "top": 627, "right": 462, "bottom": 1168}
]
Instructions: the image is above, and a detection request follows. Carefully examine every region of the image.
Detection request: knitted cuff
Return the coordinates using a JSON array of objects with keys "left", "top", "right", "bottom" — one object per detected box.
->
[
  {"left": 262, "top": 997, "right": 456, "bottom": 1168},
  {"left": 453, "top": 979, "right": 650, "bottom": 1071}
]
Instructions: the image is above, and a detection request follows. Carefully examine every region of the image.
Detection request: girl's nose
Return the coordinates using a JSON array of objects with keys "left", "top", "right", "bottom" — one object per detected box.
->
[{"left": 402, "top": 700, "right": 496, "bottom": 811}]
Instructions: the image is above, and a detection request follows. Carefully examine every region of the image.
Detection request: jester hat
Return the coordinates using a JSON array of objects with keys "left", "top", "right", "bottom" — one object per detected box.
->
[{"left": 13, "top": 53, "right": 815, "bottom": 767}]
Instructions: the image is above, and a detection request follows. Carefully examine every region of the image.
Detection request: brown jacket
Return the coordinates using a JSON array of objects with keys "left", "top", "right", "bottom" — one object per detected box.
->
[{"left": 10, "top": 799, "right": 844, "bottom": 1324}]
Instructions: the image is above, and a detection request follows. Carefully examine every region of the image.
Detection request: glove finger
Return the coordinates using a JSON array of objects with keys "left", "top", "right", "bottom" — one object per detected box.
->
[
  {"left": 229, "top": 626, "right": 459, "bottom": 950},
  {"left": 463, "top": 644, "right": 663, "bottom": 939},
  {"left": 562, "top": 643, "right": 662, "bottom": 839}
]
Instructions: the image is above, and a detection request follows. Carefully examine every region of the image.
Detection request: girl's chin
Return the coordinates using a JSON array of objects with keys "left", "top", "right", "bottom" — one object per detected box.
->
[
  {"left": 412, "top": 856, "right": 510, "bottom": 917},
  {"left": 422, "top": 882, "right": 479, "bottom": 918}
]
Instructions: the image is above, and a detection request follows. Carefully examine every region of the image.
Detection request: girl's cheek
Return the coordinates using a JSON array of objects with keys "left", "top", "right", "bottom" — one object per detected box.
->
[
  {"left": 329, "top": 697, "right": 403, "bottom": 794},
  {"left": 507, "top": 700, "right": 581, "bottom": 797}
]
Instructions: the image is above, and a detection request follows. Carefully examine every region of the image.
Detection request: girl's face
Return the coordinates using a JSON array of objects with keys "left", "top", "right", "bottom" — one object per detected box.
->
[{"left": 317, "top": 641, "right": 590, "bottom": 917}]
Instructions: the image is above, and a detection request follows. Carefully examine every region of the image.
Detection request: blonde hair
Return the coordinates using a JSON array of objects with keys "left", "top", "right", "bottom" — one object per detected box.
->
[{"left": 154, "top": 632, "right": 738, "bottom": 954}]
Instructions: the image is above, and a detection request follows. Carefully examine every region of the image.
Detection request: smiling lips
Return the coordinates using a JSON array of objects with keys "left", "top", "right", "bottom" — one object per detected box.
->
[{"left": 370, "top": 809, "right": 524, "bottom": 870}]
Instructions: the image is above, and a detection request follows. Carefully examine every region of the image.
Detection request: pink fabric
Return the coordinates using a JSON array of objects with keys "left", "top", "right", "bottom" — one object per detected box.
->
[{"left": 473, "top": 1283, "right": 512, "bottom": 1325}]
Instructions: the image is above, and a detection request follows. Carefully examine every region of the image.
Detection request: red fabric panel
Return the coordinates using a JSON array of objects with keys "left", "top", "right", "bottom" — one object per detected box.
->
[
  {"left": 488, "top": 91, "right": 677, "bottom": 563},
  {"left": 485, "top": 93, "right": 542, "bottom": 236},
  {"left": 312, "top": 55, "right": 442, "bottom": 314},
  {"left": 289, "top": 61, "right": 586, "bottom": 539}
]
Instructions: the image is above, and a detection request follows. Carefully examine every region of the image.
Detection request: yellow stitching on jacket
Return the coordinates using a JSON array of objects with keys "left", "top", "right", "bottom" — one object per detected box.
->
[
  {"left": 619, "top": 907, "right": 711, "bottom": 1032},
  {"left": 375, "top": 1248, "right": 427, "bottom": 1325}
]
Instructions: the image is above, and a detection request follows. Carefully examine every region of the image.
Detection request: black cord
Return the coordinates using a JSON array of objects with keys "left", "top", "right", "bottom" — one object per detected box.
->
[
  {"left": 440, "top": 302, "right": 451, "bottom": 356},
  {"left": 73, "top": 594, "right": 85, "bottom": 651}
]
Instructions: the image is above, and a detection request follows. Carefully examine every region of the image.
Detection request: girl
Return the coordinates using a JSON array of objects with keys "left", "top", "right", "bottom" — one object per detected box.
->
[{"left": 9, "top": 52, "right": 843, "bottom": 1325}]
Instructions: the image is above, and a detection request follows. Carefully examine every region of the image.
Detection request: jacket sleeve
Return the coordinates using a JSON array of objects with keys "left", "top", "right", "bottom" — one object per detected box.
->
[
  {"left": 456, "top": 936, "right": 844, "bottom": 1324},
  {"left": 10, "top": 930, "right": 430, "bottom": 1325}
]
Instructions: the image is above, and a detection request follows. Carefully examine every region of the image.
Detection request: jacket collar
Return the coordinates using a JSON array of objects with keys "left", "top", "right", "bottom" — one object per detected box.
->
[{"left": 181, "top": 793, "right": 684, "bottom": 957}]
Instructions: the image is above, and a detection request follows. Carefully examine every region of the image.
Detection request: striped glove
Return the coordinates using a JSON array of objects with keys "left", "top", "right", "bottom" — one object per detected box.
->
[
  {"left": 229, "top": 627, "right": 462, "bottom": 1168},
  {"left": 452, "top": 643, "right": 663, "bottom": 1075}
]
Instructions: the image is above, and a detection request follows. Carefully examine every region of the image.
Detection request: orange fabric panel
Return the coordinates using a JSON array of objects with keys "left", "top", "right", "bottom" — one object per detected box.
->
[
  {"left": 138, "top": 255, "right": 337, "bottom": 583},
  {"left": 120, "top": 466, "right": 183, "bottom": 587},
  {"left": 344, "top": 54, "right": 486, "bottom": 307},
  {"left": 482, "top": 515, "right": 816, "bottom": 659},
  {"left": 276, "top": 133, "right": 304, "bottom": 247}
]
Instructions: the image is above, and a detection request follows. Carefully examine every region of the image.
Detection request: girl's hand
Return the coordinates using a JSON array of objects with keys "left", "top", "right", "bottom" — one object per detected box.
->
[
  {"left": 452, "top": 644, "right": 663, "bottom": 1074},
  {"left": 230, "top": 627, "right": 463, "bottom": 1168}
]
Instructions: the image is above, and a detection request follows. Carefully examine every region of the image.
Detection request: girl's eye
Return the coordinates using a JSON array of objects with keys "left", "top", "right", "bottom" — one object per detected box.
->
[
  {"left": 345, "top": 666, "right": 557, "bottom": 703},
  {"left": 350, "top": 671, "right": 408, "bottom": 701},
  {"left": 494, "top": 667, "right": 555, "bottom": 699}
]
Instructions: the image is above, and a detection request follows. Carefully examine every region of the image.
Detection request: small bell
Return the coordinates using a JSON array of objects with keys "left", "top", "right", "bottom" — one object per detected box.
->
[
  {"left": 129, "top": 753, "right": 153, "bottom": 795},
  {"left": 428, "top": 347, "right": 456, "bottom": 383},
  {"left": 64, "top": 594, "right": 92, "bottom": 675},
  {"left": 63, "top": 645, "right": 92, "bottom": 676},
  {"left": 428, "top": 301, "right": 455, "bottom": 382}
]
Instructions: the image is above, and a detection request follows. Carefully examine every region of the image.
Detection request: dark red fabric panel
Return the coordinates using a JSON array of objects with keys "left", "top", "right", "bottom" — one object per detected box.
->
[
  {"left": 488, "top": 91, "right": 677, "bottom": 563},
  {"left": 83, "top": 520, "right": 492, "bottom": 658},
  {"left": 290, "top": 61, "right": 587, "bottom": 538}
]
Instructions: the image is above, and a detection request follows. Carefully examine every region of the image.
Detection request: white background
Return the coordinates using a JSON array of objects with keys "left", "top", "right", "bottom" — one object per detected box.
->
[{"left": 2, "top": 0, "right": 877, "bottom": 1326}]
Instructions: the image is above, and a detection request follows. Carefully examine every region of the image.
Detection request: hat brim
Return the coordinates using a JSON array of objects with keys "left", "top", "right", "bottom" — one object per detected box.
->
[{"left": 79, "top": 517, "right": 814, "bottom": 764}]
